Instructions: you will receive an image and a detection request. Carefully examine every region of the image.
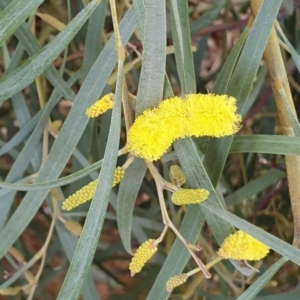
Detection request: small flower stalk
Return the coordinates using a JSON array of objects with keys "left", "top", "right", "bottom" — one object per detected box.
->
[
  {"left": 62, "top": 166, "right": 125, "bottom": 211},
  {"left": 127, "top": 93, "right": 241, "bottom": 161},
  {"left": 85, "top": 93, "right": 114, "bottom": 118},
  {"left": 166, "top": 273, "right": 188, "bottom": 292},
  {"left": 217, "top": 230, "right": 270, "bottom": 261},
  {"left": 129, "top": 239, "right": 158, "bottom": 276},
  {"left": 171, "top": 188, "right": 209, "bottom": 205}
]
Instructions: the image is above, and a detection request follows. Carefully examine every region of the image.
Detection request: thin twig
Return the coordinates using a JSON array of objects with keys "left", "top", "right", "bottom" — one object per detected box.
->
[
  {"left": 146, "top": 162, "right": 211, "bottom": 278},
  {"left": 26, "top": 197, "right": 59, "bottom": 299}
]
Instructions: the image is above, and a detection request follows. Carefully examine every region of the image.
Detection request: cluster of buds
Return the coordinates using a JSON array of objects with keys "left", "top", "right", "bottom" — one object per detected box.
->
[
  {"left": 129, "top": 239, "right": 158, "bottom": 276},
  {"left": 171, "top": 188, "right": 209, "bottom": 205},
  {"left": 62, "top": 166, "right": 125, "bottom": 211},
  {"left": 85, "top": 93, "right": 114, "bottom": 118}
]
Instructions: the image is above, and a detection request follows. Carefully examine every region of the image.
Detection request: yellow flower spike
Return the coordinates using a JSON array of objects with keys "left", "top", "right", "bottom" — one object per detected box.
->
[
  {"left": 127, "top": 97, "right": 183, "bottom": 161},
  {"left": 85, "top": 93, "right": 114, "bottom": 118},
  {"left": 62, "top": 180, "right": 98, "bottom": 211},
  {"left": 217, "top": 230, "right": 270, "bottom": 261},
  {"left": 171, "top": 189, "right": 209, "bottom": 205},
  {"left": 62, "top": 167, "right": 125, "bottom": 211},
  {"left": 112, "top": 166, "right": 125, "bottom": 186},
  {"left": 166, "top": 273, "right": 188, "bottom": 293},
  {"left": 184, "top": 93, "right": 241, "bottom": 138},
  {"left": 127, "top": 93, "right": 241, "bottom": 161},
  {"left": 129, "top": 239, "right": 158, "bottom": 276},
  {"left": 64, "top": 220, "right": 83, "bottom": 236},
  {"left": 170, "top": 165, "right": 186, "bottom": 187}
]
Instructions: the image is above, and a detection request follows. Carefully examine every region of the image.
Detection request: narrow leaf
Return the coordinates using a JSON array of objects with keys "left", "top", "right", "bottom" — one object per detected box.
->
[
  {"left": 117, "top": 158, "right": 147, "bottom": 254},
  {"left": 57, "top": 61, "right": 123, "bottom": 300},
  {"left": 237, "top": 257, "right": 288, "bottom": 300},
  {"left": 0, "top": 0, "right": 100, "bottom": 103},
  {"left": 135, "top": 0, "right": 166, "bottom": 115},
  {"left": 169, "top": 0, "right": 196, "bottom": 93},
  {"left": 0, "top": 0, "right": 44, "bottom": 46},
  {"left": 0, "top": 8, "right": 136, "bottom": 259}
]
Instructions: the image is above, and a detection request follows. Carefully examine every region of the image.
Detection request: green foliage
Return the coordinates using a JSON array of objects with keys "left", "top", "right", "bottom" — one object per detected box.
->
[{"left": 0, "top": 1, "right": 300, "bottom": 299}]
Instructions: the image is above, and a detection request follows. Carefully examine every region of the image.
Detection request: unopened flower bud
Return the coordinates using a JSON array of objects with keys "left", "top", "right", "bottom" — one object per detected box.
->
[
  {"left": 171, "top": 189, "right": 209, "bottom": 205},
  {"left": 112, "top": 166, "right": 125, "bottom": 186},
  {"left": 86, "top": 93, "right": 114, "bottom": 118},
  {"left": 0, "top": 287, "right": 20, "bottom": 296},
  {"left": 129, "top": 239, "right": 157, "bottom": 276},
  {"left": 170, "top": 165, "right": 185, "bottom": 187},
  {"left": 166, "top": 273, "right": 188, "bottom": 292},
  {"left": 62, "top": 180, "right": 97, "bottom": 211},
  {"left": 24, "top": 271, "right": 36, "bottom": 285},
  {"left": 9, "top": 247, "right": 24, "bottom": 263},
  {"left": 62, "top": 167, "right": 125, "bottom": 211}
]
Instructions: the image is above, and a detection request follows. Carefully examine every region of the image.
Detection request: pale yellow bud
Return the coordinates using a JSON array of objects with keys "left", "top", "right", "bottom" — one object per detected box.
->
[
  {"left": 9, "top": 247, "right": 24, "bottom": 263},
  {"left": 171, "top": 189, "right": 209, "bottom": 205},
  {"left": 129, "top": 239, "right": 157, "bottom": 276},
  {"left": 170, "top": 165, "right": 185, "bottom": 187},
  {"left": 112, "top": 166, "right": 125, "bottom": 186},
  {"left": 62, "top": 180, "right": 97, "bottom": 211},
  {"left": 62, "top": 167, "right": 125, "bottom": 211},
  {"left": 0, "top": 287, "right": 20, "bottom": 296},
  {"left": 24, "top": 271, "right": 36, "bottom": 285},
  {"left": 166, "top": 273, "right": 188, "bottom": 292},
  {"left": 85, "top": 93, "right": 114, "bottom": 118}
]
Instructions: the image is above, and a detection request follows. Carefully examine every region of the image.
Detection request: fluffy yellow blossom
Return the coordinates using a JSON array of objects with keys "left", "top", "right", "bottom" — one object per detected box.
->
[
  {"left": 127, "top": 97, "right": 184, "bottom": 161},
  {"left": 62, "top": 167, "right": 125, "bottom": 211},
  {"left": 129, "top": 239, "right": 158, "bottom": 276},
  {"left": 85, "top": 93, "right": 114, "bottom": 118},
  {"left": 171, "top": 189, "right": 209, "bottom": 205},
  {"left": 184, "top": 94, "right": 241, "bottom": 137},
  {"left": 217, "top": 230, "right": 270, "bottom": 261},
  {"left": 127, "top": 93, "right": 241, "bottom": 161},
  {"left": 170, "top": 165, "right": 186, "bottom": 187},
  {"left": 166, "top": 273, "right": 188, "bottom": 292}
]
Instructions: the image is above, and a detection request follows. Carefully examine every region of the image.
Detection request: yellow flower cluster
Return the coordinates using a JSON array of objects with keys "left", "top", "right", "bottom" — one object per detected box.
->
[
  {"left": 171, "top": 189, "right": 209, "bottom": 205},
  {"left": 62, "top": 180, "right": 97, "bottom": 211},
  {"left": 217, "top": 230, "right": 270, "bottom": 261},
  {"left": 85, "top": 93, "right": 114, "bottom": 118},
  {"left": 112, "top": 166, "right": 125, "bottom": 186},
  {"left": 62, "top": 167, "right": 125, "bottom": 211},
  {"left": 127, "top": 93, "right": 241, "bottom": 161},
  {"left": 129, "top": 239, "right": 157, "bottom": 276},
  {"left": 166, "top": 273, "right": 188, "bottom": 292},
  {"left": 170, "top": 165, "right": 186, "bottom": 187}
]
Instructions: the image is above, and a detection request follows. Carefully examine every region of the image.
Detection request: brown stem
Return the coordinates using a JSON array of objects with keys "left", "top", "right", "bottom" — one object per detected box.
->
[
  {"left": 146, "top": 162, "right": 211, "bottom": 278},
  {"left": 251, "top": 0, "right": 300, "bottom": 248}
]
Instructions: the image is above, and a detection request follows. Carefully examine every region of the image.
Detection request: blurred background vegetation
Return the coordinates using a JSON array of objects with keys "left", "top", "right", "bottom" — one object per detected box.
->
[{"left": 1, "top": 0, "right": 300, "bottom": 299}]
